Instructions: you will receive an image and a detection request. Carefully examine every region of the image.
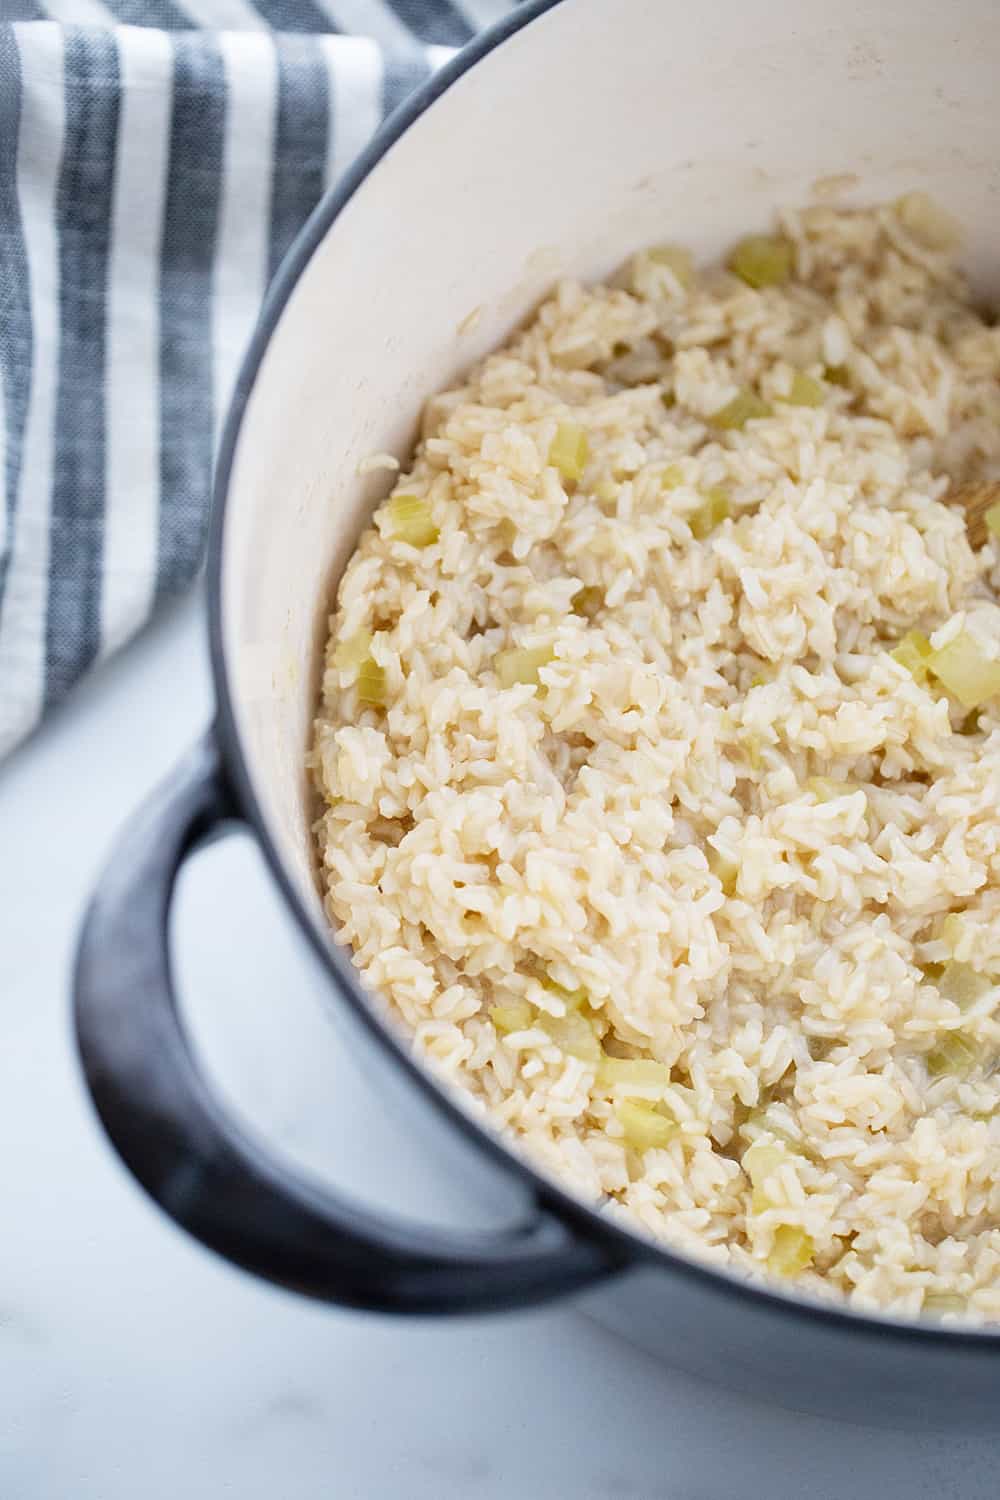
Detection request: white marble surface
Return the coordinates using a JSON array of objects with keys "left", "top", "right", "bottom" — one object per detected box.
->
[{"left": 2, "top": 587, "right": 1000, "bottom": 1499}]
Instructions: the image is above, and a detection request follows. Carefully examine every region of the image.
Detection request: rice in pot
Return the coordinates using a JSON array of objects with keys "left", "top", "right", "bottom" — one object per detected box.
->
[{"left": 312, "top": 198, "right": 1000, "bottom": 1322}]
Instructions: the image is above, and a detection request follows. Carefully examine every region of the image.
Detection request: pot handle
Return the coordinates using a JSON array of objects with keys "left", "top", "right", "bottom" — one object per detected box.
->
[{"left": 74, "top": 733, "right": 624, "bottom": 1312}]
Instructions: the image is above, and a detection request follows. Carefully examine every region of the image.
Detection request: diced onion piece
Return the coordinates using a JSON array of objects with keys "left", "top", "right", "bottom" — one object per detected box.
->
[
  {"left": 647, "top": 243, "right": 694, "bottom": 288},
  {"left": 895, "top": 191, "right": 960, "bottom": 250},
  {"left": 936, "top": 961, "right": 993, "bottom": 1010},
  {"left": 890, "top": 629, "right": 933, "bottom": 686},
  {"left": 661, "top": 463, "right": 684, "bottom": 489},
  {"left": 539, "top": 1009, "right": 600, "bottom": 1065},
  {"left": 689, "top": 487, "right": 731, "bottom": 540},
  {"left": 707, "top": 848, "right": 739, "bottom": 897},
  {"left": 596, "top": 1055, "right": 673, "bottom": 1091},
  {"left": 388, "top": 493, "right": 438, "bottom": 547},
  {"left": 490, "top": 1002, "right": 535, "bottom": 1035},
  {"left": 496, "top": 645, "right": 554, "bottom": 689},
  {"left": 927, "top": 631, "right": 1000, "bottom": 709},
  {"left": 356, "top": 657, "right": 387, "bottom": 705},
  {"left": 728, "top": 234, "right": 793, "bottom": 289},
  {"left": 786, "top": 371, "right": 825, "bottom": 407},
  {"left": 923, "top": 1292, "right": 965, "bottom": 1317},
  {"left": 925, "top": 1032, "right": 981, "bottom": 1078},
  {"left": 333, "top": 627, "right": 373, "bottom": 670},
  {"left": 549, "top": 422, "right": 589, "bottom": 482},
  {"left": 709, "top": 389, "right": 773, "bottom": 429},
  {"left": 767, "top": 1225, "right": 814, "bottom": 1277},
  {"left": 615, "top": 1099, "right": 678, "bottom": 1151},
  {"left": 986, "top": 501, "right": 1000, "bottom": 539}
]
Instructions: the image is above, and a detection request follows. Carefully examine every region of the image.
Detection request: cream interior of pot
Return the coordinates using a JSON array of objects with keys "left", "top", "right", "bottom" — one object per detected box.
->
[{"left": 218, "top": 0, "right": 1000, "bottom": 929}]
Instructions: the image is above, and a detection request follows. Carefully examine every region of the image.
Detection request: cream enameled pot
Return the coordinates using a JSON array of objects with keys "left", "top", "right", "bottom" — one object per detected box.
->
[{"left": 75, "top": 0, "right": 1000, "bottom": 1428}]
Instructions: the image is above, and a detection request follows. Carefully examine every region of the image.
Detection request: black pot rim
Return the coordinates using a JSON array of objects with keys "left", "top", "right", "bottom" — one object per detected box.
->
[{"left": 207, "top": 0, "right": 1000, "bottom": 1352}]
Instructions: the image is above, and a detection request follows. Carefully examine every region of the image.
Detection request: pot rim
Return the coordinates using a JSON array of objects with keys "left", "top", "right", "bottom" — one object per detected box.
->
[{"left": 207, "top": 0, "right": 1000, "bottom": 1350}]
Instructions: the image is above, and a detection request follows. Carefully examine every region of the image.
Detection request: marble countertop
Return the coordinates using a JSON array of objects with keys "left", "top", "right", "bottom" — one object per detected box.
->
[{"left": 2, "top": 586, "right": 999, "bottom": 1499}]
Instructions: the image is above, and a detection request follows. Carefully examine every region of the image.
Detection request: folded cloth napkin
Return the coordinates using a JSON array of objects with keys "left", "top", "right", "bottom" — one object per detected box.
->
[{"left": 0, "top": 0, "right": 513, "bottom": 757}]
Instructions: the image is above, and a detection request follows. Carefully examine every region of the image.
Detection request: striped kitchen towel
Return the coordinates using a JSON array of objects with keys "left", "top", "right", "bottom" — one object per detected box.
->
[{"left": 0, "top": 0, "right": 514, "bottom": 758}]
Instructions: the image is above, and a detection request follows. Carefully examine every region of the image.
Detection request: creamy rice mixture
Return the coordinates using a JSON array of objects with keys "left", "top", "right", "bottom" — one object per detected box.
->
[{"left": 312, "top": 198, "right": 1000, "bottom": 1321}]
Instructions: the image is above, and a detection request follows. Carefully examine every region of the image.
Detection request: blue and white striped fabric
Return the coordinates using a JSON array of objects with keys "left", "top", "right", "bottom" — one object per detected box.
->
[{"left": 0, "top": 0, "right": 514, "bottom": 757}]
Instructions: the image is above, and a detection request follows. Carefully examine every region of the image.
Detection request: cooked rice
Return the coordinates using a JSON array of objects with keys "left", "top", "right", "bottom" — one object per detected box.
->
[{"left": 312, "top": 198, "right": 1000, "bottom": 1323}]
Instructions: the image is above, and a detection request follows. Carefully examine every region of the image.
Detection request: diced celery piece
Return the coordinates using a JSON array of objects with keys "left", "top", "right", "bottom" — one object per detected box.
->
[
  {"left": 707, "top": 847, "right": 739, "bottom": 897},
  {"left": 824, "top": 363, "right": 850, "bottom": 388},
  {"left": 647, "top": 243, "right": 694, "bottom": 288},
  {"left": 689, "top": 487, "right": 731, "bottom": 540},
  {"left": 927, "top": 631, "right": 1000, "bottom": 709},
  {"left": 661, "top": 463, "right": 684, "bottom": 489},
  {"left": 496, "top": 645, "right": 554, "bottom": 689},
  {"left": 549, "top": 422, "right": 589, "bottom": 482},
  {"left": 616, "top": 1099, "right": 678, "bottom": 1151},
  {"left": 890, "top": 629, "right": 933, "bottom": 686},
  {"left": 938, "top": 912, "right": 965, "bottom": 950},
  {"left": 540, "top": 1009, "right": 601, "bottom": 1065},
  {"left": 388, "top": 493, "right": 438, "bottom": 547},
  {"left": 333, "top": 627, "right": 373, "bottom": 670},
  {"left": 922, "top": 1292, "right": 965, "bottom": 1317},
  {"left": 743, "top": 1140, "right": 787, "bottom": 1200},
  {"left": 490, "top": 1002, "right": 535, "bottom": 1035},
  {"left": 728, "top": 234, "right": 793, "bottom": 289},
  {"left": 936, "top": 961, "right": 993, "bottom": 1010},
  {"left": 742, "top": 1111, "right": 797, "bottom": 1148},
  {"left": 925, "top": 1031, "right": 982, "bottom": 1078},
  {"left": 767, "top": 1225, "right": 814, "bottom": 1276},
  {"left": 356, "top": 657, "right": 387, "bottom": 705},
  {"left": 987, "top": 501, "right": 1000, "bottom": 539},
  {"left": 596, "top": 1055, "right": 673, "bottom": 1091},
  {"left": 786, "top": 371, "right": 825, "bottom": 407},
  {"left": 743, "top": 1140, "right": 791, "bottom": 1212},
  {"left": 709, "top": 389, "right": 773, "bottom": 429}
]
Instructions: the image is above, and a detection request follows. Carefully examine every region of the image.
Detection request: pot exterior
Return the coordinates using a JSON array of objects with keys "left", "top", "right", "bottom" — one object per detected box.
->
[
  {"left": 580, "top": 1267, "right": 1000, "bottom": 1431},
  {"left": 200, "top": 0, "right": 1000, "bottom": 1425}
]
